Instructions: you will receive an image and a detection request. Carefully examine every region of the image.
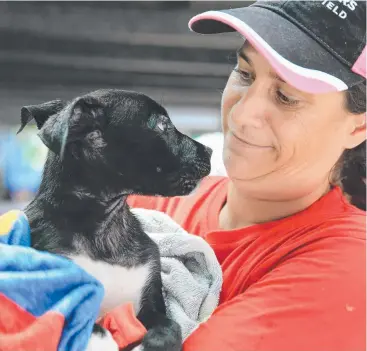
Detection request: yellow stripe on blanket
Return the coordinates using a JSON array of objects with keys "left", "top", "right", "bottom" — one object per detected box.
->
[{"left": 0, "top": 210, "right": 24, "bottom": 235}]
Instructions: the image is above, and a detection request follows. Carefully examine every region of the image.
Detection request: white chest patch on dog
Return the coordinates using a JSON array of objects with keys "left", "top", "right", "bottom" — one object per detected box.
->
[{"left": 69, "top": 254, "right": 151, "bottom": 317}]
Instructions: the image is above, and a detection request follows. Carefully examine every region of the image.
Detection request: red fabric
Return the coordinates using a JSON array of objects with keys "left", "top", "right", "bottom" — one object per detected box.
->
[
  {"left": 0, "top": 293, "right": 64, "bottom": 351},
  {"left": 99, "top": 302, "right": 147, "bottom": 349},
  {"left": 126, "top": 176, "right": 366, "bottom": 351}
]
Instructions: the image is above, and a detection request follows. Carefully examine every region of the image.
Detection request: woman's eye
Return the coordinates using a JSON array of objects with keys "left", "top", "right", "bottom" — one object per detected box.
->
[
  {"left": 276, "top": 90, "right": 300, "bottom": 107},
  {"left": 233, "top": 67, "right": 254, "bottom": 85}
]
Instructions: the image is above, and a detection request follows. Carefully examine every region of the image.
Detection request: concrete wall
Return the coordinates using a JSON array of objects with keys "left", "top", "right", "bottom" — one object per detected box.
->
[{"left": 0, "top": 1, "right": 250, "bottom": 128}]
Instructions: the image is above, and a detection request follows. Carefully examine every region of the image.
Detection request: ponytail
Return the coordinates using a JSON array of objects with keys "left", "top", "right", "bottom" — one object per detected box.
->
[
  {"left": 340, "top": 82, "right": 366, "bottom": 210},
  {"left": 340, "top": 141, "right": 366, "bottom": 210}
]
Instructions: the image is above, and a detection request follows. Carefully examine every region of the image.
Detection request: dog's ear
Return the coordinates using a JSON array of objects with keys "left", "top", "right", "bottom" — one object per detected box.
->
[
  {"left": 18, "top": 99, "right": 67, "bottom": 134},
  {"left": 38, "top": 96, "right": 105, "bottom": 159}
]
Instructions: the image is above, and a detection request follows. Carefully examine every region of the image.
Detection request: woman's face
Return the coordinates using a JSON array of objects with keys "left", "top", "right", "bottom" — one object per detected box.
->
[{"left": 221, "top": 43, "right": 366, "bottom": 200}]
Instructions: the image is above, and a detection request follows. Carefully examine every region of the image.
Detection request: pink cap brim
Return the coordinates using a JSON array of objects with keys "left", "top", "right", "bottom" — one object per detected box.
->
[{"left": 189, "top": 11, "right": 349, "bottom": 94}]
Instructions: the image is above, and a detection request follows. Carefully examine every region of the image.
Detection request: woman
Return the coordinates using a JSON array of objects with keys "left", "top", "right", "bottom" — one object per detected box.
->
[{"left": 128, "top": 1, "right": 366, "bottom": 350}]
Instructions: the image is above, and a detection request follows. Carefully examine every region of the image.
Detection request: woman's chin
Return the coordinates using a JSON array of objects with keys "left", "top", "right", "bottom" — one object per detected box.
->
[
  {"left": 224, "top": 162, "right": 259, "bottom": 182},
  {"left": 223, "top": 152, "right": 264, "bottom": 181}
]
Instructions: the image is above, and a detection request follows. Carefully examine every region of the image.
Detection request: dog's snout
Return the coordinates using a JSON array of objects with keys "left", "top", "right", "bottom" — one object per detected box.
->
[{"left": 205, "top": 146, "right": 213, "bottom": 158}]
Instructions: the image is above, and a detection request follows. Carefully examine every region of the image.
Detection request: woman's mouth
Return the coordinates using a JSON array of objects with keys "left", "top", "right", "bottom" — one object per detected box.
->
[{"left": 230, "top": 132, "right": 272, "bottom": 149}]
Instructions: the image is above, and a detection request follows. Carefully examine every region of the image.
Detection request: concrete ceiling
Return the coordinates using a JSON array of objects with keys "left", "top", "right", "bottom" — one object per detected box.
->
[{"left": 0, "top": 1, "right": 253, "bottom": 126}]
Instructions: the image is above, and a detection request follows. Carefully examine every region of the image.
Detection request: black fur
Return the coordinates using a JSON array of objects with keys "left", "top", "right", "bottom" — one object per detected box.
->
[{"left": 19, "top": 89, "right": 212, "bottom": 351}]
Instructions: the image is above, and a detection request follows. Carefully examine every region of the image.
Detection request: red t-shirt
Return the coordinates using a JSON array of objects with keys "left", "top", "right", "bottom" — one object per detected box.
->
[{"left": 127, "top": 176, "right": 366, "bottom": 351}]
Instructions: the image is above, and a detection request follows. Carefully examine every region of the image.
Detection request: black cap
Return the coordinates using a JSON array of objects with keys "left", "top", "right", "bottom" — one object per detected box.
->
[{"left": 189, "top": 0, "right": 366, "bottom": 94}]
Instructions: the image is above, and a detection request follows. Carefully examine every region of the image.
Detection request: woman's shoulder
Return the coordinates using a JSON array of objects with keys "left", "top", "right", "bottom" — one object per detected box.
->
[
  {"left": 280, "top": 186, "right": 366, "bottom": 241},
  {"left": 318, "top": 188, "right": 366, "bottom": 240}
]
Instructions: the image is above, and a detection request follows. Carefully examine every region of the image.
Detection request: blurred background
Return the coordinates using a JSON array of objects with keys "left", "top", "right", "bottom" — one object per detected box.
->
[{"left": 0, "top": 1, "right": 252, "bottom": 212}]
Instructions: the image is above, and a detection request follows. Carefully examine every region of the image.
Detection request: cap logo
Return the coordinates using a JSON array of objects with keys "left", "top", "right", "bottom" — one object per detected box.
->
[{"left": 321, "top": 0, "right": 358, "bottom": 19}]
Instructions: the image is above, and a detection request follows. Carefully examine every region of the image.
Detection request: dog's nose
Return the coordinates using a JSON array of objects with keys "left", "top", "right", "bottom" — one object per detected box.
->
[{"left": 205, "top": 146, "right": 213, "bottom": 157}]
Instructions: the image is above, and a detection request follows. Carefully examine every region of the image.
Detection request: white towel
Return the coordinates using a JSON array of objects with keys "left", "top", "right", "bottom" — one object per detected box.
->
[{"left": 131, "top": 208, "right": 223, "bottom": 341}]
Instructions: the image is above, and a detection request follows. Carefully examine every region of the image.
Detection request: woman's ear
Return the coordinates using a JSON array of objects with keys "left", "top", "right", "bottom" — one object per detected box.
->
[{"left": 344, "top": 112, "right": 366, "bottom": 149}]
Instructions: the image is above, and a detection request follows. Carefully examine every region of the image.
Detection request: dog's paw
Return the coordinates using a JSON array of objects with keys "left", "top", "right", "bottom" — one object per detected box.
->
[
  {"left": 86, "top": 324, "right": 119, "bottom": 351},
  {"left": 131, "top": 334, "right": 181, "bottom": 351}
]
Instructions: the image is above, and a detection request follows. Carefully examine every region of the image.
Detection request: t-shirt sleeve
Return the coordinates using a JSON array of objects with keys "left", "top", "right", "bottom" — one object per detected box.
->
[{"left": 183, "top": 236, "right": 366, "bottom": 351}]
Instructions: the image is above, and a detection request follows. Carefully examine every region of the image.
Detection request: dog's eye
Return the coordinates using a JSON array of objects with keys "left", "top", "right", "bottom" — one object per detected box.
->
[
  {"left": 148, "top": 115, "right": 172, "bottom": 132},
  {"left": 156, "top": 120, "right": 168, "bottom": 132}
]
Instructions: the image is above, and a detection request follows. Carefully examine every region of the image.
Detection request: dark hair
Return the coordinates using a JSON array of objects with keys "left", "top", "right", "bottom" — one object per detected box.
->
[{"left": 339, "top": 81, "right": 366, "bottom": 210}]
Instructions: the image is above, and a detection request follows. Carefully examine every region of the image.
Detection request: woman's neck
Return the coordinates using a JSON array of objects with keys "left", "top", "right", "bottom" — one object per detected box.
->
[{"left": 219, "top": 180, "right": 331, "bottom": 230}]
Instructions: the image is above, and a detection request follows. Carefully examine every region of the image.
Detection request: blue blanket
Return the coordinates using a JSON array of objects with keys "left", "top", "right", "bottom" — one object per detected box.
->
[{"left": 0, "top": 210, "right": 104, "bottom": 351}]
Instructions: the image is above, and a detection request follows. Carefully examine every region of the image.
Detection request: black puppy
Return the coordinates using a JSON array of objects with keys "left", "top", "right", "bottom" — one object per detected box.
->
[{"left": 18, "top": 89, "right": 212, "bottom": 351}]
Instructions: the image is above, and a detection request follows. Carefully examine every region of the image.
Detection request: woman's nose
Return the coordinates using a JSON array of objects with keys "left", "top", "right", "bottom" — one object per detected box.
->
[{"left": 230, "top": 92, "right": 267, "bottom": 130}]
